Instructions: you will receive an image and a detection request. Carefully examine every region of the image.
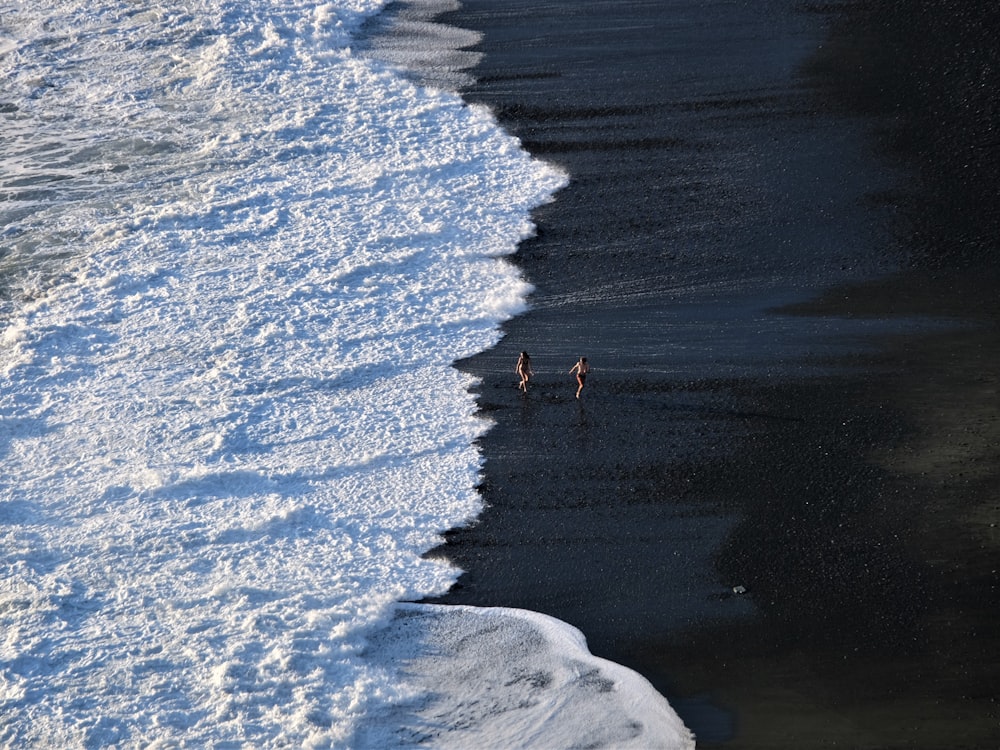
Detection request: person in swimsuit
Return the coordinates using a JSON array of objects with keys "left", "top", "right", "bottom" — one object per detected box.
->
[
  {"left": 569, "top": 356, "right": 589, "bottom": 399},
  {"left": 516, "top": 351, "right": 533, "bottom": 392}
]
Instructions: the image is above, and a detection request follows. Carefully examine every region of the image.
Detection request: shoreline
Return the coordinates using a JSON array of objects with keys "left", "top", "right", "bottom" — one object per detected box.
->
[{"left": 375, "top": 0, "right": 999, "bottom": 746}]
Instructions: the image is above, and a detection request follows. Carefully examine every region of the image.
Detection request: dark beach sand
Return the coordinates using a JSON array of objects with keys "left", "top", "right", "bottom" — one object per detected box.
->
[{"left": 381, "top": 1, "right": 1000, "bottom": 746}]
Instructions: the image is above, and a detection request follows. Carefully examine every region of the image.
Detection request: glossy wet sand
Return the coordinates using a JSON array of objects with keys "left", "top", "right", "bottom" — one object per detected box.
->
[{"left": 399, "top": 1, "right": 1000, "bottom": 745}]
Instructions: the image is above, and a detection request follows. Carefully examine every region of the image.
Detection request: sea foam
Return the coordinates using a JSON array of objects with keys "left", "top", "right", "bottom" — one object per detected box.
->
[{"left": 0, "top": 1, "right": 691, "bottom": 746}]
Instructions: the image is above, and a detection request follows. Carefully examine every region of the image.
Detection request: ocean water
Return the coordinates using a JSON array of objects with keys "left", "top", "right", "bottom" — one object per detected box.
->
[{"left": 0, "top": 1, "right": 692, "bottom": 746}]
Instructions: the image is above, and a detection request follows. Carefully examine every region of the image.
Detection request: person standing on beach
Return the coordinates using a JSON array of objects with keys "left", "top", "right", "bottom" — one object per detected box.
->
[
  {"left": 569, "top": 356, "right": 589, "bottom": 398},
  {"left": 516, "top": 351, "right": 533, "bottom": 392}
]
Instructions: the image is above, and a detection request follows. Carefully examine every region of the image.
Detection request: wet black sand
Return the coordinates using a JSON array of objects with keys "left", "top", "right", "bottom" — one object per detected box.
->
[{"left": 391, "top": 1, "right": 999, "bottom": 746}]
